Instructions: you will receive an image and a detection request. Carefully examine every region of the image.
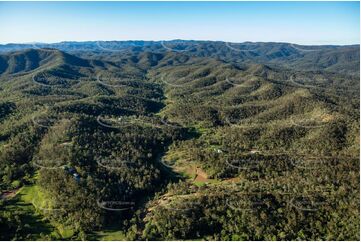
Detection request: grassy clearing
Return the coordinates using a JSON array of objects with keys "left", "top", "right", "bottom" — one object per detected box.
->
[
  {"left": 193, "top": 181, "right": 208, "bottom": 187},
  {"left": 4, "top": 186, "right": 56, "bottom": 240},
  {"left": 163, "top": 148, "right": 219, "bottom": 185},
  {"left": 91, "top": 230, "right": 127, "bottom": 241},
  {"left": 11, "top": 185, "right": 128, "bottom": 240},
  {"left": 13, "top": 185, "right": 75, "bottom": 240}
]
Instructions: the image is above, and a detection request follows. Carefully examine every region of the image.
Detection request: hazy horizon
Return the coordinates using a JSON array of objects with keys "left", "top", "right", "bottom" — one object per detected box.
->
[{"left": 1, "top": 39, "right": 359, "bottom": 46}]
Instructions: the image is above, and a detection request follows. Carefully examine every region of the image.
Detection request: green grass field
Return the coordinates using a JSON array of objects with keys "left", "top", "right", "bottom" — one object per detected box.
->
[
  {"left": 7, "top": 185, "right": 131, "bottom": 240},
  {"left": 5, "top": 185, "right": 75, "bottom": 240},
  {"left": 3, "top": 186, "right": 56, "bottom": 240},
  {"left": 90, "top": 230, "right": 127, "bottom": 240}
]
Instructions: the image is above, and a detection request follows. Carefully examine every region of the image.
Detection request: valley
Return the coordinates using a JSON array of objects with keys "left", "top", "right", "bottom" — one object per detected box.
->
[{"left": 0, "top": 41, "right": 359, "bottom": 240}]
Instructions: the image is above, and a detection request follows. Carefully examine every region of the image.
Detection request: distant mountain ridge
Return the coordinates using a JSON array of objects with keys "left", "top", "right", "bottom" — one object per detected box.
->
[{"left": 0, "top": 40, "right": 359, "bottom": 75}]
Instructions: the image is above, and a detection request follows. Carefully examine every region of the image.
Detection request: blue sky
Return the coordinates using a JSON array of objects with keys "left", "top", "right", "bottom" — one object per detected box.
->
[{"left": 0, "top": 1, "right": 359, "bottom": 45}]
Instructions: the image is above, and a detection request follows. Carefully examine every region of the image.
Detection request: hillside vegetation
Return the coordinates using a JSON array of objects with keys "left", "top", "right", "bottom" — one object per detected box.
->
[{"left": 0, "top": 41, "right": 359, "bottom": 240}]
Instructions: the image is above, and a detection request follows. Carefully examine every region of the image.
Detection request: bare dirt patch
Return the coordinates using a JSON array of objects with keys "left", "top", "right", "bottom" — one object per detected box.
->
[
  {"left": 1, "top": 188, "right": 20, "bottom": 200},
  {"left": 193, "top": 167, "right": 209, "bottom": 182}
]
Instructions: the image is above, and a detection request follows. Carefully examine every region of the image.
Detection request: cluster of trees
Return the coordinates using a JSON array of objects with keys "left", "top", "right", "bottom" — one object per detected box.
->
[
  {"left": 142, "top": 181, "right": 359, "bottom": 240},
  {"left": 31, "top": 111, "right": 190, "bottom": 234}
]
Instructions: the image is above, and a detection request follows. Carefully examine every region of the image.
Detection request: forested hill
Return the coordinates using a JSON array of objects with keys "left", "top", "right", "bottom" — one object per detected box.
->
[
  {"left": 0, "top": 41, "right": 359, "bottom": 74},
  {"left": 0, "top": 42, "right": 359, "bottom": 240}
]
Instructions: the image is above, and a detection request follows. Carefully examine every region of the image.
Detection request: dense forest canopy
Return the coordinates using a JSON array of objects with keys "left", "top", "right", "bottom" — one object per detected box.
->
[{"left": 0, "top": 40, "right": 359, "bottom": 240}]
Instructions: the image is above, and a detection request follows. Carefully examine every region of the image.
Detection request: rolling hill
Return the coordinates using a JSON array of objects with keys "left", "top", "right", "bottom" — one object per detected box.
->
[{"left": 0, "top": 42, "right": 359, "bottom": 240}]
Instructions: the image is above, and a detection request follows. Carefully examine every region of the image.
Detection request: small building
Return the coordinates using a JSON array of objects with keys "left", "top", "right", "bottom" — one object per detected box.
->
[
  {"left": 64, "top": 166, "right": 81, "bottom": 182},
  {"left": 250, "top": 149, "right": 260, "bottom": 154},
  {"left": 214, "top": 148, "right": 223, "bottom": 154},
  {"left": 73, "top": 173, "right": 80, "bottom": 182}
]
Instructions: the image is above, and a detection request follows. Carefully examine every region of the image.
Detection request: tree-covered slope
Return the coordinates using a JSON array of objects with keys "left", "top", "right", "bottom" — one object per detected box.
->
[{"left": 0, "top": 44, "right": 359, "bottom": 240}]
